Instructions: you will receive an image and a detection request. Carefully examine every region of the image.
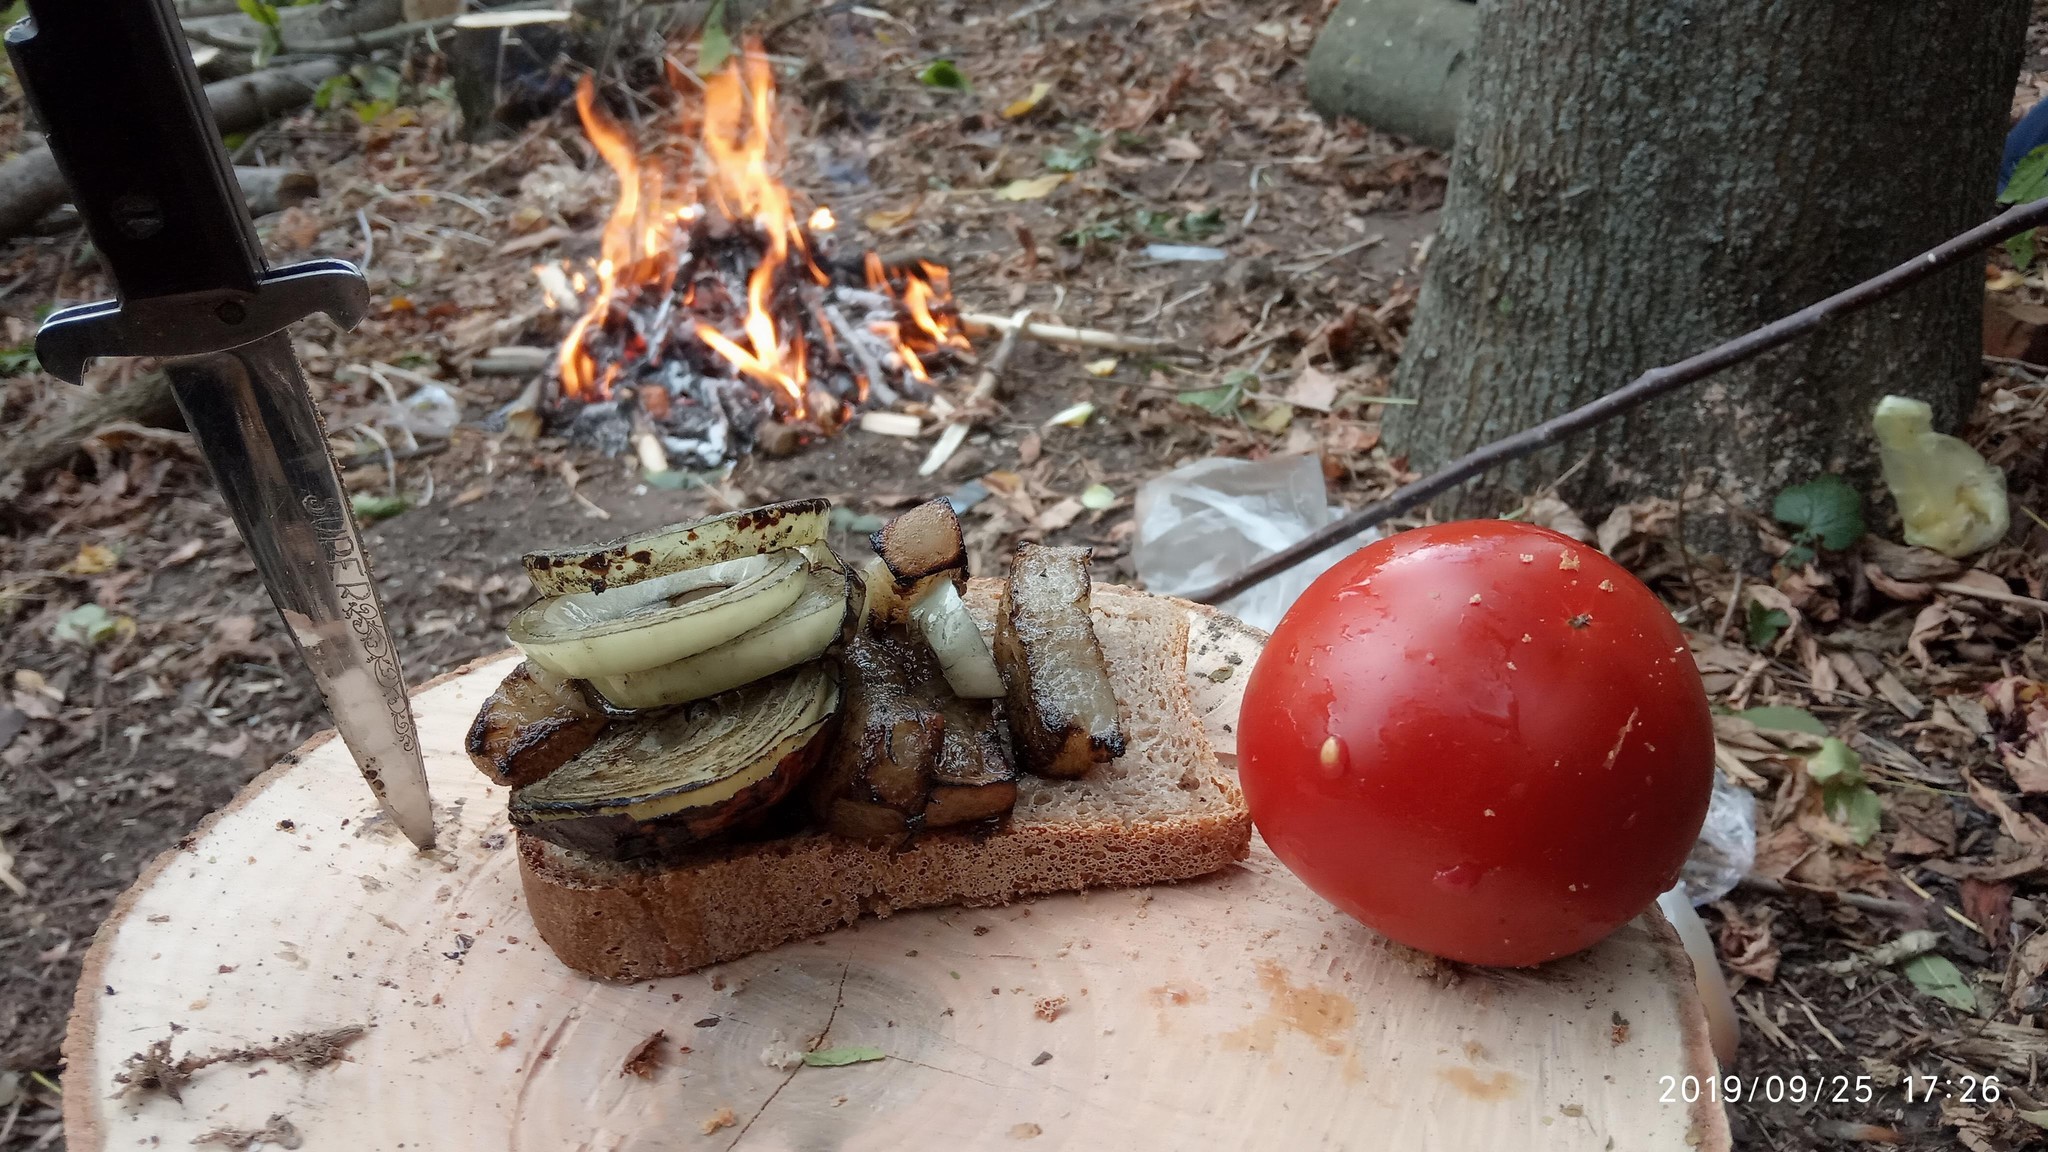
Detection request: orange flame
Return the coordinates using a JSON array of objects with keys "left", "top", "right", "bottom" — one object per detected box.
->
[{"left": 551, "top": 44, "right": 968, "bottom": 421}]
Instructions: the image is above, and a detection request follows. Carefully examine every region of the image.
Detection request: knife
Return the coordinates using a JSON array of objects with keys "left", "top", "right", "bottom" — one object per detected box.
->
[{"left": 8, "top": 0, "right": 436, "bottom": 848}]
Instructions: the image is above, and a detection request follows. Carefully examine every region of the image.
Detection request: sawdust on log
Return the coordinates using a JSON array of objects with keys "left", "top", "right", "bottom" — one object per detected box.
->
[
  {"left": 114, "top": 1025, "right": 367, "bottom": 1102},
  {"left": 192, "top": 1113, "right": 303, "bottom": 1150}
]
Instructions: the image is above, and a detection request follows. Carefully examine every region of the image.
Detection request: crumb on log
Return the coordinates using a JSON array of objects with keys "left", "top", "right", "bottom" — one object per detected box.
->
[
  {"left": 621, "top": 1030, "right": 667, "bottom": 1078},
  {"left": 192, "top": 1113, "right": 303, "bottom": 1150}
]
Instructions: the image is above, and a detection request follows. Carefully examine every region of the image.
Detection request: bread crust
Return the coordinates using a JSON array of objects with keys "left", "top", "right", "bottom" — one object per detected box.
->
[
  {"left": 518, "top": 782, "right": 1249, "bottom": 980},
  {"left": 517, "top": 584, "right": 1252, "bottom": 980}
]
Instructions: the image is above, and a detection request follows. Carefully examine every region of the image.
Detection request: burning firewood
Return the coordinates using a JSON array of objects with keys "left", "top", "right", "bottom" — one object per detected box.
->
[{"left": 533, "top": 44, "right": 974, "bottom": 466}]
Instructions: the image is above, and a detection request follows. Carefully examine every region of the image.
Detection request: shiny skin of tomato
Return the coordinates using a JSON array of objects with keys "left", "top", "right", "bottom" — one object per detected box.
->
[{"left": 1238, "top": 521, "right": 1714, "bottom": 967}]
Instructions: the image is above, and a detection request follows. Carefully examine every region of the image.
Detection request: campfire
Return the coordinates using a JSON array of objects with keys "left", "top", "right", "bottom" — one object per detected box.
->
[{"left": 539, "top": 45, "right": 972, "bottom": 466}]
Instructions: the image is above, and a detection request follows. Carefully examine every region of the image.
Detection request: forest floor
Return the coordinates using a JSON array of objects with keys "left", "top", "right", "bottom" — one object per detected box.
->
[{"left": 3, "top": 1, "right": 2048, "bottom": 1149}]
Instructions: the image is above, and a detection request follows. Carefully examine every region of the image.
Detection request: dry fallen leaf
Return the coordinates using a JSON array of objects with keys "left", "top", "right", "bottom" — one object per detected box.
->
[
  {"left": 67, "top": 543, "right": 118, "bottom": 574},
  {"left": 1714, "top": 901, "right": 1780, "bottom": 982},
  {"left": 1283, "top": 365, "right": 1342, "bottom": 413},
  {"left": 1001, "top": 80, "right": 1053, "bottom": 119},
  {"left": 995, "top": 174, "right": 1068, "bottom": 201},
  {"left": 1526, "top": 494, "right": 1594, "bottom": 543},
  {"left": 701, "top": 1108, "right": 737, "bottom": 1135},
  {"left": 864, "top": 203, "right": 920, "bottom": 231},
  {"left": 1035, "top": 498, "right": 1084, "bottom": 532},
  {"left": 1161, "top": 136, "right": 1204, "bottom": 161}
]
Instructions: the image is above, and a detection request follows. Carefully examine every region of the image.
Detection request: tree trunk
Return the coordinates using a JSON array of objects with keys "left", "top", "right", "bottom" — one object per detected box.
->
[{"left": 1388, "top": 0, "right": 2028, "bottom": 554}]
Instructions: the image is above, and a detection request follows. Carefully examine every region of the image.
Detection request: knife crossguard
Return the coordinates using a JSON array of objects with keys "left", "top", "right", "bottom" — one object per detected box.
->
[{"left": 35, "top": 258, "right": 370, "bottom": 384}]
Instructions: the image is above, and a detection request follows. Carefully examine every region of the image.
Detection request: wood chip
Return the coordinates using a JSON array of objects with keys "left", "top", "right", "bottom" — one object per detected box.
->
[{"left": 859, "top": 411, "right": 923, "bottom": 438}]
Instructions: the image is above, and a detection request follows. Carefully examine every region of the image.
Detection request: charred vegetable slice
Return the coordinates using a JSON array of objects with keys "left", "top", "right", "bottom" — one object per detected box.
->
[
  {"left": 873, "top": 498, "right": 967, "bottom": 584},
  {"left": 465, "top": 662, "right": 609, "bottom": 789},
  {"left": 508, "top": 551, "right": 807, "bottom": 678},
  {"left": 924, "top": 694, "right": 1017, "bottom": 828},
  {"left": 588, "top": 566, "right": 848, "bottom": 709},
  {"left": 522, "top": 499, "right": 829, "bottom": 596},
  {"left": 812, "top": 629, "right": 941, "bottom": 838},
  {"left": 864, "top": 499, "right": 968, "bottom": 624},
  {"left": 511, "top": 663, "right": 838, "bottom": 860},
  {"left": 996, "top": 543, "right": 1127, "bottom": 778}
]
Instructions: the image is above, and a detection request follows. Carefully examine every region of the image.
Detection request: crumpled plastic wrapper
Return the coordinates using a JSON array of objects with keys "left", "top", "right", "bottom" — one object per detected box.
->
[
  {"left": 1874, "top": 394, "right": 2009, "bottom": 557},
  {"left": 1134, "top": 454, "right": 1378, "bottom": 634},
  {"left": 1680, "top": 773, "right": 1757, "bottom": 906}
]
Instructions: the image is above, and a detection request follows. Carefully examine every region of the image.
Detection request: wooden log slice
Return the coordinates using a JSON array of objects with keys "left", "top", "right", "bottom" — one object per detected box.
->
[{"left": 63, "top": 601, "right": 1728, "bottom": 1151}]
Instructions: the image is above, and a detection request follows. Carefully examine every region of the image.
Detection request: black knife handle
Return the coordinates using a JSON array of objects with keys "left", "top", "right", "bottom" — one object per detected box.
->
[{"left": 7, "top": 0, "right": 266, "bottom": 302}]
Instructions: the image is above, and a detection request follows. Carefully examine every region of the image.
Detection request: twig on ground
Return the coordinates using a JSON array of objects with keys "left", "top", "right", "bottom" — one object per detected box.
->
[
  {"left": 1191, "top": 195, "right": 2048, "bottom": 605},
  {"left": 1935, "top": 580, "right": 2048, "bottom": 614},
  {"left": 1737, "top": 874, "right": 1917, "bottom": 917},
  {"left": 958, "top": 311, "right": 1192, "bottom": 356},
  {"left": 920, "top": 308, "right": 1030, "bottom": 477}
]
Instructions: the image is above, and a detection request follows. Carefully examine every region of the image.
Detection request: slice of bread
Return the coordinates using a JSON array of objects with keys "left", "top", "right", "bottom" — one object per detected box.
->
[{"left": 517, "top": 581, "right": 1251, "bottom": 981}]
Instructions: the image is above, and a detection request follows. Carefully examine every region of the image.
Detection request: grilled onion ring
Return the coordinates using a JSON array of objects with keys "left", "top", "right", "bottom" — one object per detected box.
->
[
  {"left": 508, "top": 550, "right": 807, "bottom": 678},
  {"left": 522, "top": 499, "right": 829, "bottom": 596}
]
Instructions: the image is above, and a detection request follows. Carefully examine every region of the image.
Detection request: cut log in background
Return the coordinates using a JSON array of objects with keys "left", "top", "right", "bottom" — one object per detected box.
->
[
  {"left": 0, "top": 60, "right": 340, "bottom": 241},
  {"left": 62, "top": 603, "right": 1726, "bottom": 1152},
  {"left": 449, "top": 10, "right": 579, "bottom": 142}
]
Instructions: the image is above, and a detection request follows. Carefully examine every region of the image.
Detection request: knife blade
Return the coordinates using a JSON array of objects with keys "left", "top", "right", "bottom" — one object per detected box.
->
[{"left": 8, "top": 0, "right": 436, "bottom": 847}]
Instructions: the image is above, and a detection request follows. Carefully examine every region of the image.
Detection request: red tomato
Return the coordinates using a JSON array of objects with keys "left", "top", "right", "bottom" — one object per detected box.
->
[{"left": 1238, "top": 521, "right": 1714, "bottom": 966}]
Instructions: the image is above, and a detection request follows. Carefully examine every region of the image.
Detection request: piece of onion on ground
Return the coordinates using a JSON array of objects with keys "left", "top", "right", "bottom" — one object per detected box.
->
[
  {"left": 908, "top": 579, "right": 1005, "bottom": 698},
  {"left": 510, "top": 663, "right": 839, "bottom": 860},
  {"left": 508, "top": 550, "right": 807, "bottom": 679},
  {"left": 587, "top": 566, "right": 848, "bottom": 709},
  {"left": 995, "top": 542, "right": 1127, "bottom": 778},
  {"left": 522, "top": 499, "right": 829, "bottom": 596},
  {"left": 465, "top": 661, "right": 609, "bottom": 789}
]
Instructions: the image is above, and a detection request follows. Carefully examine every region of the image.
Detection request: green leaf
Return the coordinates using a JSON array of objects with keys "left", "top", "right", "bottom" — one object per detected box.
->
[
  {"left": 801, "top": 1045, "right": 886, "bottom": 1067},
  {"left": 918, "top": 59, "right": 968, "bottom": 91},
  {"left": 53, "top": 603, "right": 130, "bottom": 647},
  {"left": 1736, "top": 706, "right": 1827, "bottom": 736},
  {"left": 2009, "top": 229, "right": 2039, "bottom": 273},
  {"left": 313, "top": 74, "right": 355, "bottom": 112},
  {"left": 1045, "top": 126, "right": 1102, "bottom": 172},
  {"left": 1826, "top": 782, "right": 1882, "bottom": 846},
  {"left": 0, "top": 344, "right": 38, "bottom": 376},
  {"left": 236, "top": 0, "right": 281, "bottom": 29},
  {"left": 1901, "top": 954, "right": 1978, "bottom": 1012},
  {"left": 1745, "top": 602, "right": 1790, "bottom": 650},
  {"left": 1177, "top": 385, "right": 1242, "bottom": 417},
  {"left": 697, "top": 0, "right": 733, "bottom": 75},
  {"left": 354, "top": 63, "right": 402, "bottom": 107},
  {"left": 1060, "top": 218, "right": 1124, "bottom": 245},
  {"left": 2001, "top": 143, "right": 2048, "bottom": 206},
  {"left": 1805, "top": 737, "right": 1862, "bottom": 786},
  {"left": 350, "top": 493, "right": 411, "bottom": 522},
  {"left": 1772, "top": 474, "right": 1864, "bottom": 551},
  {"left": 1180, "top": 207, "right": 1224, "bottom": 239}
]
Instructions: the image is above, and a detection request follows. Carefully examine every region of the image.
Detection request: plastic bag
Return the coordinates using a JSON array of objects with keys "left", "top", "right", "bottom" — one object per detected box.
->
[
  {"left": 1873, "top": 394, "right": 2009, "bottom": 557},
  {"left": 1679, "top": 773, "right": 1757, "bottom": 906},
  {"left": 1133, "top": 455, "right": 1378, "bottom": 633}
]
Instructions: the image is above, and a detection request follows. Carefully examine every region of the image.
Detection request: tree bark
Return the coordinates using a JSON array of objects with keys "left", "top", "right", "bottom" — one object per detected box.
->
[{"left": 1388, "top": 0, "right": 2028, "bottom": 552}]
